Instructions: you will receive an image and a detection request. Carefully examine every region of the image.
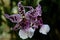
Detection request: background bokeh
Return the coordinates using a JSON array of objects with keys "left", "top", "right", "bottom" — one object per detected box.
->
[{"left": 0, "top": 0, "right": 60, "bottom": 40}]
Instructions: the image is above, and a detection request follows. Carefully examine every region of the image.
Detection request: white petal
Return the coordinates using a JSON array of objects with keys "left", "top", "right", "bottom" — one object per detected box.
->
[
  {"left": 19, "top": 30, "right": 28, "bottom": 39},
  {"left": 39, "top": 24, "right": 50, "bottom": 35},
  {"left": 27, "top": 27, "right": 35, "bottom": 38}
]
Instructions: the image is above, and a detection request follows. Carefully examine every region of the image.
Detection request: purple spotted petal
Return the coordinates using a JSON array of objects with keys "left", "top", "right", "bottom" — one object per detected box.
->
[
  {"left": 13, "top": 23, "right": 20, "bottom": 30},
  {"left": 25, "top": 4, "right": 42, "bottom": 22},
  {"left": 35, "top": 4, "right": 42, "bottom": 16},
  {"left": 5, "top": 14, "right": 22, "bottom": 23},
  {"left": 25, "top": 6, "right": 38, "bottom": 23},
  {"left": 11, "top": 18, "right": 31, "bottom": 31},
  {"left": 35, "top": 17, "right": 43, "bottom": 26},
  {"left": 20, "top": 18, "right": 30, "bottom": 29},
  {"left": 18, "top": 2, "right": 25, "bottom": 15}
]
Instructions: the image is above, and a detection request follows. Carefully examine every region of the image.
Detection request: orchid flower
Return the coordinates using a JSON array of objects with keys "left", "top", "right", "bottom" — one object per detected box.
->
[{"left": 4, "top": 1, "right": 50, "bottom": 39}]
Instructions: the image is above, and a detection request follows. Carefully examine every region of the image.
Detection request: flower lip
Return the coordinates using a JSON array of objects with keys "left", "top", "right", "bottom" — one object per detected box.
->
[{"left": 19, "top": 27, "right": 35, "bottom": 39}]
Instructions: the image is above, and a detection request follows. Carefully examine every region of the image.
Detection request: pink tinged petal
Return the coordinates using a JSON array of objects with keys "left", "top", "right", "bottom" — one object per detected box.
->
[
  {"left": 35, "top": 4, "right": 42, "bottom": 16},
  {"left": 18, "top": 2, "right": 25, "bottom": 14},
  {"left": 39, "top": 24, "right": 50, "bottom": 35}
]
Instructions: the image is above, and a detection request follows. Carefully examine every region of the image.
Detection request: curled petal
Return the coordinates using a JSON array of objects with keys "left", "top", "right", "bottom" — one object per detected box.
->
[{"left": 39, "top": 24, "right": 50, "bottom": 35}]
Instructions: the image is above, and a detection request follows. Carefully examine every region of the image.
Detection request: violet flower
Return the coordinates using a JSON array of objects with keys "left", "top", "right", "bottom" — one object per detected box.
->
[{"left": 4, "top": 1, "right": 50, "bottom": 39}]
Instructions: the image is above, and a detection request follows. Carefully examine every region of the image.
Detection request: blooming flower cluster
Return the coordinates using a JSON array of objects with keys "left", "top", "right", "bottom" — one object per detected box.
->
[{"left": 4, "top": 2, "right": 50, "bottom": 39}]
